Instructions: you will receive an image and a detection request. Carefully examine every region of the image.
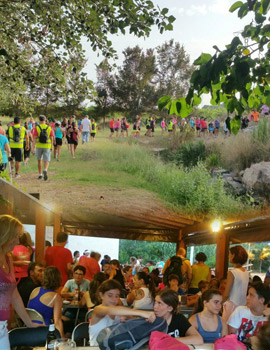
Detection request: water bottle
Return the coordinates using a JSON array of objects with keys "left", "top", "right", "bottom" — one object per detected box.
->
[{"left": 46, "top": 322, "right": 57, "bottom": 349}]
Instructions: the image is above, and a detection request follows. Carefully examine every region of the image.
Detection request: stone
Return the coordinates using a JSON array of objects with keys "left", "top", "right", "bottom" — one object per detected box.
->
[{"left": 242, "top": 162, "right": 270, "bottom": 198}]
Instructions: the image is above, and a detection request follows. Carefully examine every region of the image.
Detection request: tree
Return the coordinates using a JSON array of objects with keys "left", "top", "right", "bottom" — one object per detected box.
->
[
  {"left": 159, "top": 0, "right": 270, "bottom": 134},
  {"left": 95, "top": 41, "right": 194, "bottom": 116},
  {"left": 0, "top": 0, "right": 175, "bottom": 85}
]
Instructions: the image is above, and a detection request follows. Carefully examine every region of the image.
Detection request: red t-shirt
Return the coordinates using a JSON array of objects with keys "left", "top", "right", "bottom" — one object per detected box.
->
[
  {"left": 79, "top": 256, "right": 100, "bottom": 281},
  {"left": 109, "top": 120, "right": 114, "bottom": 128},
  {"left": 44, "top": 246, "right": 73, "bottom": 285}
]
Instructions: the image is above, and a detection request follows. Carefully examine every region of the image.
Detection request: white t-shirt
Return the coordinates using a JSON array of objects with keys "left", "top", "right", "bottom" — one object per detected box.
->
[
  {"left": 228, "top": 306, "right": 269, "bottom": 342},
  {"left": 81, "top": 118, "right": 91, "bottom": 132},
  {"left": 89, "top": 315, "right": 120, "bottom": 346},
  {"left": 229, "top": 268, "right": 249, "bottom": 306}
]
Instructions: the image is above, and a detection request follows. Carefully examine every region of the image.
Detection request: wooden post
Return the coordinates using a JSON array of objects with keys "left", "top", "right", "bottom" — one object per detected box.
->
[
  {"left": 35, "top": 207, "right": 46, "bottom": 263},
  {"left": 176, "top": 229, "right": 185, "bottom": 253},
  {"left": 53, "top": 214, "right": 61, "bottom": 246},
  {"left": 215, "top": 229, "right": 229, "bottom": 279}
]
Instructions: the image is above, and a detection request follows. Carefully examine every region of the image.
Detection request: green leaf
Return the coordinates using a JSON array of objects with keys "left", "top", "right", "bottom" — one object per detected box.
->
[
  {"left": 231, "top": 117, "right": 241, "bottom": 135},
  {"left": 238, "top": 2, "right": 249, "bottom": 18},
  {"left": 229, "top": 1, "right": 243, "bottom": 13},
  {"left": 193, "top": 94, "right": 202, "bottom": 106},
  {"left": 158, "top": 95, "right": 172, "bottom": 111},
  {"left": 193, "top": 53, "right": 212, "bottom": 66},
  {"left": 0, "top": 49, "right": 8, "bottom": 56}
]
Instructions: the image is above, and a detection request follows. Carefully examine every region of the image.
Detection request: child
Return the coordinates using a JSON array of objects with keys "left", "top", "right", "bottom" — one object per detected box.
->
[
  {"left": 89, "top": 279, "right": 156, "bottom": 346},
  {"left": 187, "top": 280, "right": 209, "bottom": 307},
  {"left": 109, "top": 259, "right": 125, "bottom": 290}
]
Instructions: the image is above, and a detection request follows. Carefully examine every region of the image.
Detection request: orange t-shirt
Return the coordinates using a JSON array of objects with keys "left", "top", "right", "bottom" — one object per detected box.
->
[{"left": 251, "top": 111, "right": 259, "bottom": 122}]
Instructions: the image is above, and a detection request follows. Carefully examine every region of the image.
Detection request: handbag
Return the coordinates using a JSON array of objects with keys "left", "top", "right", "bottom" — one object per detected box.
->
[
  {"left": 214, "top": 334, "right": 246, "bottom": 350},
  {"left": 149, "top": 331, "right": 190, "bottom": 350}
]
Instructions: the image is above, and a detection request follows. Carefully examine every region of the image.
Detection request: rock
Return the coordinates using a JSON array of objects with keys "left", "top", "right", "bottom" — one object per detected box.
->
[
  {"left": 242, "top": 162, "right": 270, "bottom": 197},
  {"left": 224, "top": 177, "right": 247, "bottom": 196},
  {"left": 212, "top": 169, "right": 229, "bottom": 179}
]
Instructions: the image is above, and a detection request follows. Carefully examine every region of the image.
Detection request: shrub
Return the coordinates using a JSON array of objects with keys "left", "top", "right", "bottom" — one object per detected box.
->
[{"left": 166, "top": 141, "right": 206, "bottom": 168}]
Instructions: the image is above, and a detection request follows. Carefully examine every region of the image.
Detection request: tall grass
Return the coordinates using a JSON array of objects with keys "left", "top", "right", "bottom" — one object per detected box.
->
[{"left": 103, "top": 142, "right": 245, "bottom": 218}]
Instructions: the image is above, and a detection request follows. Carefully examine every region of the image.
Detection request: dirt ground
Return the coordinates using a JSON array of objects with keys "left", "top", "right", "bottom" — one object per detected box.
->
[{"left": 14, "top": 171, "right": 177, "bottom": 221}]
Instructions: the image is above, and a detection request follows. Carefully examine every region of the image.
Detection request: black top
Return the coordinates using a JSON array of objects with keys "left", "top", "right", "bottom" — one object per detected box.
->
[
  {"left": 17, "top": 277, "right": 40, "bottom": 307},
  {"left": 167, "top": 313, "right": 191, "bottom": 338},
  {"left": 113, "top": 269, "right": 125, "bottom": 289}
]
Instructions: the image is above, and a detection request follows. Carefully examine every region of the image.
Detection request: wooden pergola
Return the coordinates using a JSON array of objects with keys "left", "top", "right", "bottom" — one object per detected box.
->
[{"left": 1, "top": 178, "right": 269, "bottom": 279}]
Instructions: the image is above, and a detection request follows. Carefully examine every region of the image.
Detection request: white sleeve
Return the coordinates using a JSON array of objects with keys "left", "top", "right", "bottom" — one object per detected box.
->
[{"left": 227, "top": 307, "right": 242, "bottom": 329}]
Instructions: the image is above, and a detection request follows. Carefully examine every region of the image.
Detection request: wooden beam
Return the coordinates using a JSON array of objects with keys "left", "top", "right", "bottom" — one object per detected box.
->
[
  {"left": 215, "top": 229, "right": 229, "bottom": 279},
  {"left": 35, "top": 207, "right": 46, "bottom": 263},
  {"left": 53, "top": 214, "right": 61, "bottom": 246},
  {"left": 176, "top": 229, "right": 185, "bottom": 252}
]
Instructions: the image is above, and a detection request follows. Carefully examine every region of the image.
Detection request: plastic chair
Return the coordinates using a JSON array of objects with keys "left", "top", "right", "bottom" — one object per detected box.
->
[
  {"left": 71, "top": 322, "right": 89, "bottom": 346},
  {"left": 85, "top": 308, "right": 94, "bottom": 322},
  {"left": 25, "top": 308, "right": 46, "bottom": 325},
  {"left": 9, "top": 326, "right": 60, "bottom": 347}
]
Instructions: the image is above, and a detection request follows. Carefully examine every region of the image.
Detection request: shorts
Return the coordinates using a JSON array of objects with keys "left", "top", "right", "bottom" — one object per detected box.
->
[
  {"left": 70, "top": 139, "right": 78, "bottom": 145},
  {"left": 114, "top": 128, "right": 119, "bottom": 132},
  {"left": 110, "top": 128, "right": 114, "bottom": 133},
  {"left": 196, "top": 127, "right": 200, "bottom": 131},
  {"left": 36, "top": 148, "right": 51, "bottom": 162},
  {"left": 168, "top": 130, "right": 173, "bottom": 133},
  {"left": 146, "top": 125, "right": 150, "bottom": 129},
  {"left": 91, "top": 133, "right": 96, "bottom": 138},
  {"left": 11, "top": 148, "right": 23, "bottom": 162},
  {"left": 0, "top": 321, "right": 10, "bottom": 350},
  {"left": 55, "top": 138, "right": 63, "bottom": 146}
]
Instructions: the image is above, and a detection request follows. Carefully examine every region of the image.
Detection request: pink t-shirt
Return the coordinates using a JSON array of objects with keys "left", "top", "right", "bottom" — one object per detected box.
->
[
  {"left": 0, "top": 255, "right": 16, "bottom": 321},
  {"left": 12, "top": 245, "right": 31, "bottom": 279}
]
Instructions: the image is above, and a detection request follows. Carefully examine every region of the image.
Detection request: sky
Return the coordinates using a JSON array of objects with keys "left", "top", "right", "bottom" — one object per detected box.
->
[{"left": 82, "top": 0, "right": 253, "bottom": 105}]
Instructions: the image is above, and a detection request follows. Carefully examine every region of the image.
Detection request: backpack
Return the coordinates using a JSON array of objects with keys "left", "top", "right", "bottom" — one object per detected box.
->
[
  {"left": 163, "top": 256, "right": 183, "bottom": 286},
  {"left": 97, "top": 317, "right": 168, "bottom": 350},
  {"left": 149, "top": 331, "right": 189, "bottom": 350},
  {"left": 72, "top": 130, "right": 78, "bottom": 141},
  {"left": 92, "top": 123, "right": 95, "bottom": 131},
  {"left": 12, "top": 126, "right": 21, "bottom": 142},
  {"left": 214, "top": 334, "right": 246, "bottom": 350},
  {"left": 38, "top": 125, "right": 49, "bottom": 143}
]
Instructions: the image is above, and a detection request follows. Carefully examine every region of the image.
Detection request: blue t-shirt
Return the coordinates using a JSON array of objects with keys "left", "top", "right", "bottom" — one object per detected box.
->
[{"left": 0, "top": 135, "right": 9, "bottom": 164}]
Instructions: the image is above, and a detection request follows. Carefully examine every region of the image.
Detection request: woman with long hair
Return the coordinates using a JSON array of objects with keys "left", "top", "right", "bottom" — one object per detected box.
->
[
  {"left": 153, "top": 289, "right": 203, "bottom": 345},
  {"left": 127, "top": 271, "right": 155, "bottom": 309},
  {"left": 28, "top": 266, "right": 64, "bottom": 338},
  {"left": 0, "top": 215, "right": 37, "bottom": 348},
  {"left": 80, "top": 272, "right": 108, "bottom": 308},
  {"left": 12, "top": 231, "right": 33, "bottom": 282},
  {"left": 189, "top": 289, "right": 227, "bottom": 343}
]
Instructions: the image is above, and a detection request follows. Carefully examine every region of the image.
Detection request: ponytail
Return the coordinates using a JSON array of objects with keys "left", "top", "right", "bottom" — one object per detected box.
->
[{"left": 137, "top": 271, "right": 156, "bottom": 301}]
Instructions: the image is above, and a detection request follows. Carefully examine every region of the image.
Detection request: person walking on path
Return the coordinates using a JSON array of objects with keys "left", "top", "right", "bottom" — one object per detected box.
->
[
  {"left": 7, "top": 116, "right": 29, "bottom": 178},
  {"left": 32, "top": 115, "right": 54, "bottom": 180},
  {"left": 80, "top": 115, "right": 91, "bottom": 144}
]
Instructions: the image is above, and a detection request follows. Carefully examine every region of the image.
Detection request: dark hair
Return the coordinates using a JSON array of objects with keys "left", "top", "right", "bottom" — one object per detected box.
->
[
  {"left": 39, "top": 115, "right": 46, "bottom": 122},
  {"left": 74, "top": 265, "right": 86, "bottom": 275},
  {"left": 195, "top": 252, "right": 207, "bottom": 262},
  {"left": 158, "top": 289, "right": 179, "bottom": 314},
  {"left": 250, "top": 282, "right": 270, "bottom": 305},
  {"left": 168, "top": 274, "right": 179, "bottom": 283},
  {"left": 45, "top": 240, "right": 52, "bottom": 248},
  {"left": 209, "top": 278, "right": 220, "bottom": 289},
  {"left": 253, "top": 275, "right": 262, "bottom": 283},
  {"left": 104, "top": 255, "right": 110, "bottom": 260},
  {"left": 98, "top": 279, "right": 122, "bottom": 295},
  {"left": 56, "top": 232, "right": 68, "bottom": 243},
  {"left": 198, "top": 280, "right": 209, "bottom": 291},
  {"left": 27, "top": 262, "right": 43, "bottom": 276},
  {"left": 89, "top": 272, "right": 108, "bottom": 305},
  {"left": 73, "top": 250, "right": 79, "bottom": 258},
  {"left": 110, "top": 259, "right": 120, "bottom": 268},
  {"left": 14, "top": 117, "right": 20, "bottom": 124},
  {"left": 255, "top": 323, "right": 270, "bottom": 350},
  {"left": 196, "top": 289, "right": 222, "bottom": 313},
  {"left": 43, "top": 266, "right": 62, "bottom": 290},
  {"left": 136, "top": 271, "right": 156, "bottom": 300},
  {"left": 229, "top": 245, "right": 248, "bottom": 265},
  {"left": 123, "top": 265, "right": 132, "bottom": 273},
  {"left": 19, "top": 232, "right": 32, "bottom": 247}
]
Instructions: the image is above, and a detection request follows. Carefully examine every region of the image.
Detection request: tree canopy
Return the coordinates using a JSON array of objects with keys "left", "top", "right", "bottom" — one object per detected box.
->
[
  {"left": 159, "top": 0, "right": 270, "bottom": 134},
  {"left": 0, "top": 0, "right": 175, "bottom": 115}
]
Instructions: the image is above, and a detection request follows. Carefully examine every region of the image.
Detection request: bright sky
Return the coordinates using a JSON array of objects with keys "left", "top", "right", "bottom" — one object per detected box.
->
[{"left": 83, "top": 0, "right": 253, "bottom": 105}]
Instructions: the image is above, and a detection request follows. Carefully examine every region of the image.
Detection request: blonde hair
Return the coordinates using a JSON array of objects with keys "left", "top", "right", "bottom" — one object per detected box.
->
[{"left": 0, "top": 215, "right": 23, "bottom": 250}]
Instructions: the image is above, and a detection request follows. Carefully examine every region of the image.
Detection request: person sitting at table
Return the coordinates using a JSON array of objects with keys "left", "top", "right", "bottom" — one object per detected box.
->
[
  {"left": 186, "top": 280, "right": 209, "bottom": 307},
  {"left": 60, "top": 265, "right": 90, "bottom": 321},
  {"left": 168, "top": 274, "right": 185, "bottom": 295},
  {"left": 154, "top": 289, "right": 203, "bottom": 345},
  {"left": 80, "top": 272, "right": 108, "bottom": 309},
  {"left": 89, "top": 279, "right": 156, "bottom": 346},
  {"left": 188, "top": 289, "right": 228, "bottom": 343},
  {"left": 28, "top": 266, "right": 64, "bottom": 338},
  {"left": 127, "top": 271, "right": 155, "bottom": 309}
]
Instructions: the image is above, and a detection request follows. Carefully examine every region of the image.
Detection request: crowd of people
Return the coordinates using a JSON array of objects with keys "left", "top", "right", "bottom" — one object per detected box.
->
[
  {"left": 1, "top": 213, "right": 270, "bottom": 349},
  {"left": 0, "top": 107, "right": 268, "bottom": 181}
]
